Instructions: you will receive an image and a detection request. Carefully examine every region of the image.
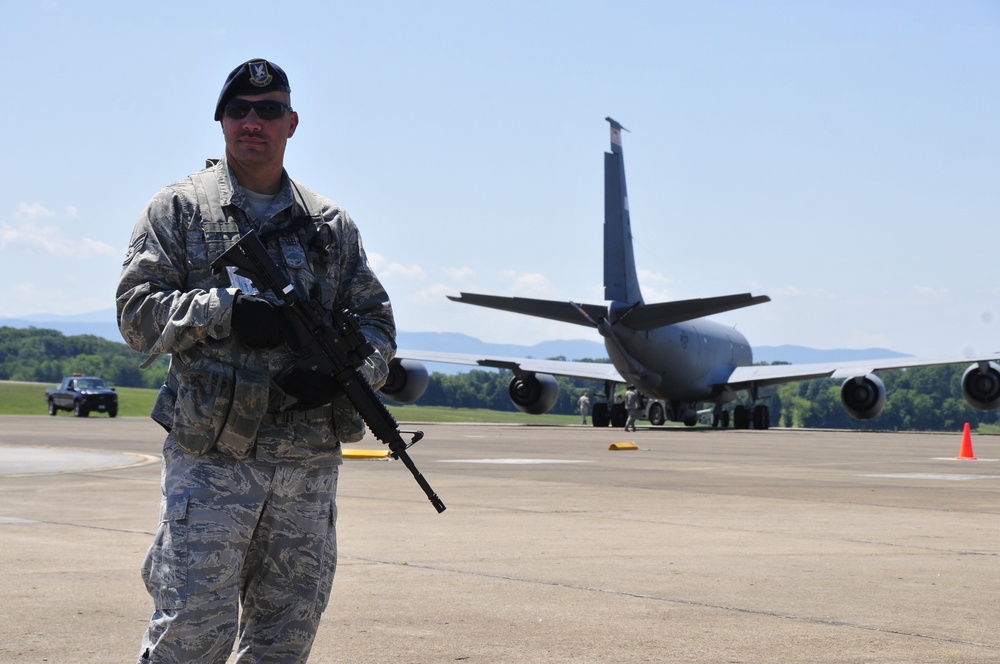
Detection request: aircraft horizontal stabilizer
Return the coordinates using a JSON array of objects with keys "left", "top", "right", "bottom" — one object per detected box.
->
[
  {"left": 447, "top": 292, "right": 607, "bottom": 328},
  {"left": 617, "top": 293, "right": 771, "bottom": 331}
]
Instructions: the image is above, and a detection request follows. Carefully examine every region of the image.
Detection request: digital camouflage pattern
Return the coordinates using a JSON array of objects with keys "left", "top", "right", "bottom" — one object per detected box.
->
[
  {"left": 137, "top": 436, "right": 339, "bottom": 662},
  {"left": 118, "top": 157, "right": 395, "bottom": 662},
  {"left": 116, "top": 157, "right": 396, "bottom": 465}
]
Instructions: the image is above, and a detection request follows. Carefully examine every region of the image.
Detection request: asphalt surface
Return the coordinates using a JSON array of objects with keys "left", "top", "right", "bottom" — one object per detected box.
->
[{"left": 1, "top": 415, "right": 999, "bottom": 663}]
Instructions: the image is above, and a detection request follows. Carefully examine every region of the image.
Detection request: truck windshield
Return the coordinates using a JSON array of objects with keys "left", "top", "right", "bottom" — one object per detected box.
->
[{"left": 76, "top": 379, "right": 107, "bottom": 389}]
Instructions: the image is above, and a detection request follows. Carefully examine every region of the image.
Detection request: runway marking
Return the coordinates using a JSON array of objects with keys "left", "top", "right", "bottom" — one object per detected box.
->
[
  {"left": 931, "top": 457, "right": 998, "bottom": 462},
  {"left": 865, "top": 473, "right": 999, "bottom": 481},
  {"left": 439, "top": 458, "right": 590, "bottom": 465},
  {"left": 0, "top": 445, "right": 159, "bottom": 477},
  {"left": 0, "top": 516, "right": 37, "bottom": 524}
]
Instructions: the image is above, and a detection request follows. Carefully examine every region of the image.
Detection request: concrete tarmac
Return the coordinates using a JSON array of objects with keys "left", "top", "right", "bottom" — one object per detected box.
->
[{"left": 1, "top": 415, "right": 999, "bottom": 663}]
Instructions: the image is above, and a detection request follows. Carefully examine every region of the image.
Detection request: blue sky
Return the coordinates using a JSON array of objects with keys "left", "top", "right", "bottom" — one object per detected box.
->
[{"left": 2, "top": 0, "right": 998, "bottom": 357}]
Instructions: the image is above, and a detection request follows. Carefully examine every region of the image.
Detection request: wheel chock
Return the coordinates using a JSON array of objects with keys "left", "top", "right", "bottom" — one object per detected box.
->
[
  {"left": 343, "top": 449, "right": 391, "bottom": 459},
  {"left": 609, "top": 442, "right": 639, "bottom": 451}
]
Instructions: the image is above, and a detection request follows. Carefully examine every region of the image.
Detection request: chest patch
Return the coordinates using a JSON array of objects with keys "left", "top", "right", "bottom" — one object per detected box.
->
[{"left": 280, "top": 235, "right": 309, "bottom": 269}]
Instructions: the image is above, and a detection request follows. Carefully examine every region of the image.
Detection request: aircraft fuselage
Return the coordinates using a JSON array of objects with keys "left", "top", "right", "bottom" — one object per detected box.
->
[{"left": 605, "top": 318, "right": 752, "bottom": 402}]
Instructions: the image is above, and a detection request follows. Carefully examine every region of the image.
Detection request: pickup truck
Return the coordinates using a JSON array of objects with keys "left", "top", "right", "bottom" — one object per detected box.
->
[{"left": 46, "top": 374, "right": 118, "bottom": 418}]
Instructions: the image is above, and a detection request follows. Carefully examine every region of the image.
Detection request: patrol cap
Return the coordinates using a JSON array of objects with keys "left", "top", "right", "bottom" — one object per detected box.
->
[{"left": 214, "top": 59, "right": 291, "bottom": 121}]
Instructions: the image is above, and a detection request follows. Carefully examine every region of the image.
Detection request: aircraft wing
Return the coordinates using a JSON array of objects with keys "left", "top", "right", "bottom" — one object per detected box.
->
[
  {"left": 396, "top": 349, "right": 625, "bottom": 383},
  {"left": 720, "top": 352, "right": 1000, "bottom": 390}
]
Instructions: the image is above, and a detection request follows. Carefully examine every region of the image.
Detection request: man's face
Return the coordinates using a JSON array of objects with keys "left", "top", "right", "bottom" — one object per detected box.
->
[{"left": 221, "top": 91, "right": 298, "bottom": 171}]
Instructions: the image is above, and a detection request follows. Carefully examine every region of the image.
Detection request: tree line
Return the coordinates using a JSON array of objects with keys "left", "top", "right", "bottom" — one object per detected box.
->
[
  {"left": 1, "top": 326, "right": 994, "bottom": 431},
  {"left": 0, "top": 326, "right": 168, "bottom": 389}
]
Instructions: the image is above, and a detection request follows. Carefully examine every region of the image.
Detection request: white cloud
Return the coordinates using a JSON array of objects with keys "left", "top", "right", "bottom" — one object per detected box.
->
[
  {"left": 442, "top": 266, "right": 475, "bottom": 281},
  {"left": 0, "top": 221, "right": 116, "bottom": 258},
  {"left": 367, "top": 252, "right": 427, "bottom": 281},
  {"left": 14, "top": 202, "right": 56, "bottom": 221},
  {"left": 499, "top": 270, "right": 558, "bottom": 296},
  {"left": 2, "top": 203, "right": 112, "bottom": 259},
  {"left": 413, "top": 282, "right": 461, "bottom": 303},
  {"left": 769, "top": 285, "right": 838, "bottom": 300},
  {"left": 913, "top": 285, "right": 949, "bottom": 297},
  {"left": 382, "top": 262, "right": 427, "bottom": 281}
]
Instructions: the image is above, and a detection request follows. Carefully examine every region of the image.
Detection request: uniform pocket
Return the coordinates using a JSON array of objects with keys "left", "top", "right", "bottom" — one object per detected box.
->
[
  {"left": 315, "top": 495, "right": 339, "bottom": 612},
  {"left": 172, "top": 366, "right": 232, "bottom": 455},
  {"left": 141, "top": 494, "right": 190, "bottom": 610},
  {"left": 215, "top": 367, "right": 269, "bottom": 459},
  {"left": 149, "top": 383, "right": 177, "bottom": 433}
]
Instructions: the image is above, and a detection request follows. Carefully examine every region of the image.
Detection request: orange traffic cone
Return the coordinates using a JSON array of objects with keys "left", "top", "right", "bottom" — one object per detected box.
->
[{"left": 957, "top": 422, "right": 977, "bottom": 460}]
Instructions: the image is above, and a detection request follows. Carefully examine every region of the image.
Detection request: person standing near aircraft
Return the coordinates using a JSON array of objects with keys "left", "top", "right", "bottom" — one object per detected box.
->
[
  {"left": 624, "top": 386, "right": 639, "bottom": 432},
  {"left": 116, "top": 58, "right": 396, "bottom": 662},
  {"left": 578, "top": 392, "right": 591, "bottom": 424}
]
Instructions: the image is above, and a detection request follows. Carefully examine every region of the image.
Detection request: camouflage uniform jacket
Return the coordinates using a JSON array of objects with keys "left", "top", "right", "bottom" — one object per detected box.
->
[{"left": 116, "top": 158, "right": 396, "bottom": 467}]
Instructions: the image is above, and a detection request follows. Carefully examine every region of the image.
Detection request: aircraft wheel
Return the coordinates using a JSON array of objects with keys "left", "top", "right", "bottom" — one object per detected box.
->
[
  {"left": 648, "top": 403, "right": 665, "bottom": 426},
  {"left": 610, "top": 403, "right": 626, "bottom": 428},
  {"left": 733, "top": 405, "right": 750, "bottom": 429},
  {"left": 752, "top": 405, "right": 770, "bottom": 430},
  {"left": 591, "top": 403, "right": 610, "bottom": 427}
]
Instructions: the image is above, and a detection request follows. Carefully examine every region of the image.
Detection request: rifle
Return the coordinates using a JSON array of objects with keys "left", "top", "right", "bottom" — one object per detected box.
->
[{"left": 211, "top": 230, "right": 446, "bottom": 513}]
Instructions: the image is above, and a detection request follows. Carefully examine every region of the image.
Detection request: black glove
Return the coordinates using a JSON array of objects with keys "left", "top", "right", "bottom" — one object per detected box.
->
[
  {"left": 277, "top": 367, "right": 344, "bottom": 408},
  {"left": 231, "top": 295, "right": 288, "bottom": 349}
]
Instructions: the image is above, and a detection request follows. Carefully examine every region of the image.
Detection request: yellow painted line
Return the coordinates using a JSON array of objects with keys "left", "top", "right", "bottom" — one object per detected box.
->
[
  {"left": 608, "top": 442, "right": 638, "bottom": 451},
  {"left": 343, "top": 449, "right": 391, "bottom": 459}
]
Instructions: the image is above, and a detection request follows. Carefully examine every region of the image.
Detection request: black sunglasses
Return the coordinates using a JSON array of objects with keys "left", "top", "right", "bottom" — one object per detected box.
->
[{"left": 223, "top": 99, "right": 293, "bottom": 120}]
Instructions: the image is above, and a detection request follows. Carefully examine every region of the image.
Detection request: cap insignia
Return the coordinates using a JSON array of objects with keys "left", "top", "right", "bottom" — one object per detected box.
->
[{"left": 248, "top": 61, "right": 273, "bottom": 88}]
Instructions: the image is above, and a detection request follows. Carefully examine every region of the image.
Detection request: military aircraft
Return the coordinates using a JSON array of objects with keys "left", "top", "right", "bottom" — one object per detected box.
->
[{"left": 379, "top": 118, "right": 1000, "bottom": 428}]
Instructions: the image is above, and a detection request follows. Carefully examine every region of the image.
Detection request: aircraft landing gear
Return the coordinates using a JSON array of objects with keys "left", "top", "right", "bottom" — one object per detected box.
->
[
  {"left": 752, "top": 404, "right": 770, "bottom": 430},
  {"left": 732, "top": 404, "right": 770, "bottom": 429},
  {"left": 592, "top": 402, "right": 610, "bottom": 427}
]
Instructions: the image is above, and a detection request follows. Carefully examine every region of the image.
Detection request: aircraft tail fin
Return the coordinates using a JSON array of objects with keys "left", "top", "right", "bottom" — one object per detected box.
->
[{"left": 604, "top": 117, "right": 643, "bottom": 305}]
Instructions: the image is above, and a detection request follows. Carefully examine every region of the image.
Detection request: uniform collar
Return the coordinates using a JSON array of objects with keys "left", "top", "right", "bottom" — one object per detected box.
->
[{"left": 213, "top": 156, "right": 296, "bottom": 225}]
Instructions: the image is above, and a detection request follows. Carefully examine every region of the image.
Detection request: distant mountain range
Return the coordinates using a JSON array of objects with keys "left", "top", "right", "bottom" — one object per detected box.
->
[{"left": 1, "top": 309, "right": 911, "bottom": 370}]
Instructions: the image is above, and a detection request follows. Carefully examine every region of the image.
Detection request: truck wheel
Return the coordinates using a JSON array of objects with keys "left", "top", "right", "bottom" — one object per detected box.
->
[
  {"left": 48, "top": 399, "right": 57, "bottom": 416},
  {"left": 108, "top": 407, "right": 118, "bottom": 418},
  {"left": 74, "top": 401, "right": 89, "bottom": 417}
]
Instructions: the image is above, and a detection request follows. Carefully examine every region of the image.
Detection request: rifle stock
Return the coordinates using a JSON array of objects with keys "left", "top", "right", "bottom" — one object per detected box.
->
[{"left": 213, "top": 230, "right": 446, "bottom": 513}]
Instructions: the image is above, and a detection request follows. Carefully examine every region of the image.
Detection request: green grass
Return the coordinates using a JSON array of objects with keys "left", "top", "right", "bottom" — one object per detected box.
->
[
  {"left": 0, "top": 380, "right": 579, "bottom": 424},
  {"left": 3, "top": 380, "right": 161, "bottom": 418},
  {"left": 383, "top": 404, "right": 579, "bottom": 425}
]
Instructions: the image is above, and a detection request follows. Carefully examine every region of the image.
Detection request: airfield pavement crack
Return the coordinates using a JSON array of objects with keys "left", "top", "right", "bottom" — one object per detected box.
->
[
  {"left": 453, "top": 500, "right": 1000, "bottom": 558},
  {"left": 346, "top": 555, "right": 1000, "bottom": 651}
]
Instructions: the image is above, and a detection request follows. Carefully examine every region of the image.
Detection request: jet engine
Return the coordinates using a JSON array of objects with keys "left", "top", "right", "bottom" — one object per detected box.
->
[
  {"left": 840, "top": 374, "right": 886, "bottom": 420},
  {"left": 962, "top": 361, "right": 1000, "bottom": 411},
  {"left": 380, "top": 358, "right": 429, "bottom": 404},
  {"left": 508, "top": 372, "right": 559, "bottom": 415}
]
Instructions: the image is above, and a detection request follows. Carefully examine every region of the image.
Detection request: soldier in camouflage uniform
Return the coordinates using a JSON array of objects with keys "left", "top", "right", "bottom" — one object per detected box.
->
[{"left": 117, "top": 59, "right": 396, "bottom": 663}]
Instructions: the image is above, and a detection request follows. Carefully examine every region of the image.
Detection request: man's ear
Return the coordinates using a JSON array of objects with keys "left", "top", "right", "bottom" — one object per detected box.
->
[{"left": 287, "top": 112, "right": 299, "bottom": 138}]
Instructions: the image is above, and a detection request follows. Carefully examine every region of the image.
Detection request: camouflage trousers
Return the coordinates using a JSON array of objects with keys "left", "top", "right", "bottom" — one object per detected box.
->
[{"left": 137, "top": 435, "right": 340, "bottom": 663}]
